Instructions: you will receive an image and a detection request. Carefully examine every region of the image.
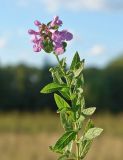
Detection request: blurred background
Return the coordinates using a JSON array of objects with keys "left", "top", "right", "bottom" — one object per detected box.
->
[{"left": 0, "top": 0, "right": 123, "bottom": 159}]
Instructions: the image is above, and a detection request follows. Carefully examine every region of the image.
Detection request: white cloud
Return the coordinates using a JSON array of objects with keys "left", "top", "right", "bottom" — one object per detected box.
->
[
  {"left": 16, "top": 0, "right": 123, "bottom": 12},
  {"left": 89, "top": 45, "right": 105, "bottom": 56},
  {"left": 40, "top": 0, "right": 123, "bottom": 12},
  {"left": 0, "top": 37, "right": 8, "bottom": 49},
  {"left": 41, "top": 0, "right": 104, "bottom": 12},
  {"left": 65, "top": 0, "right": 106, "bottom": 11},
  {"left": 41, "top": 0, "right": 61, "bottom": 12}
]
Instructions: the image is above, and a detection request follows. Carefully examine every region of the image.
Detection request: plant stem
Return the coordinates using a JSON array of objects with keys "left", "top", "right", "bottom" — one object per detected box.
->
[
  {"left": 54, "top": 54, "right": 70, "bottom": 85},
  {"left": 55, "top": 54, "right": 65, "bottom": 76},
  {"left": 55, "top": 54, "right": 61, "bottom": 64},
  {"left": 55, "top": 53, "right": 80, "bottom": 160},
  {"left": 76, "top": 141, "right": 80, "bottom": 160},
  {"left": 75, "top": 123, "right": 80, "bottom": 160}
]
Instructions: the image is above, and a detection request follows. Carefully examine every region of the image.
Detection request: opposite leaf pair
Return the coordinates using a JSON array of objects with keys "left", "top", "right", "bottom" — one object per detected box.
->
[{"left": 41, "top": 52, "right": 103, "bottom": 160}]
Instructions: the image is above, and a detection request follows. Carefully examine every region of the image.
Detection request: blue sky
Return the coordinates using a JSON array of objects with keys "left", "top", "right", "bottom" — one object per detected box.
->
[{"left": 0, "top": 0, "right": 123, "bottom": 68}]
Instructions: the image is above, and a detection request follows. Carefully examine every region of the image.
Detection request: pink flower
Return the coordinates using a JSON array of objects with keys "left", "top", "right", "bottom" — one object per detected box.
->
[
  {"left": 28, "top": 16, "right": 73, "bottom": 55},
  {"left": 50, "top": 16, "right": 62, "bottom": 27},
  {"left": 33, "top": 44, "right": 41, "bottom": 52},
  {"left": 33, "top": 38, "right": 43, "bottom": 52},
  {"left": 55, "top": 47, "right": 64, "bottom": 55},
  {"left": 31, "top": 35, "right": 44, "bottom": 52}
]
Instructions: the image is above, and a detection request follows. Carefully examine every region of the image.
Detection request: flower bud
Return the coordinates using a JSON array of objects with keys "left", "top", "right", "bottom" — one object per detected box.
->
[
  {"left": 28, "top": 29, "right": 36, "bottom": 35},
  {"left": 34, "top": 20, "right": 41, "bottom": 26}
]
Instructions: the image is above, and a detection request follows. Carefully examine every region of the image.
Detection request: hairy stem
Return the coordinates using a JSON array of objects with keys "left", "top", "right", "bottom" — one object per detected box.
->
[
  {"left": 55, "top": 53, "right": 80, "bottom": 160},
  {"left": 75, "top": 123, "right": 80, "bottom": 160},
  {"left": 55, "top": 54, "right": 61, "bottom": 64},
  {"left": 55, "top": 54, "right": 70, "bottom": 86}
]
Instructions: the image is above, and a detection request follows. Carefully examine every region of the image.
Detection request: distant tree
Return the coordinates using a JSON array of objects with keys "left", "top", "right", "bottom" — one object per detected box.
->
[
  {"left": 0, "top": 56, "right": 123, "bottom": 113},
  {"left": 84, "top": 68, "right": 104, "bottom": 111},
  {"left": 103, "top": 56, "right": 123, "bottom": 112}
]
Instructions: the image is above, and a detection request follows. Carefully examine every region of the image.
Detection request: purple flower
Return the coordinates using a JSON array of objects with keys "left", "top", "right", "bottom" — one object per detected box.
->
[
  {"left": 52, "top": 31, "right": 63, "bottom": 44},
  {"left": 28, "top": 29, "right": 40, "bottom": 35},
  {"left": 52, "top": 30, "right": 73, "bottom": 44},
  {"left": 34, "top": 20, "right": 41, "bottom": 26},
  {"left": 62, "top": 30, "right": 73, "bottom": 41},
  {"left": 32, "top": 37, "right": 43, "bottom": 52},
  {"left": 52, "top": 30, "right": 73, "bottom": 55},
  {"left": 50, "top": 16, "right": 63, "bottom": 27},
  {"left": 28, "top": 16, "right": 73, "bottom": 55},
  {"left": 30, "top": 34, "right": 43, "bottom": 52}
]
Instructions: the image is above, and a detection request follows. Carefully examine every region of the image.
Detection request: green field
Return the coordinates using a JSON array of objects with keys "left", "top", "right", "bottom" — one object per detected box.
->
[{"left": 0, "top": 112, "right": 123, "bottom": 160}]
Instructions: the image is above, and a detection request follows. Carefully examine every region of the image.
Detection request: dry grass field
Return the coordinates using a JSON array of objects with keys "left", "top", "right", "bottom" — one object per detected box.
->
[{"left": 0, "top": 112, "right": 123, "bottom": 160}]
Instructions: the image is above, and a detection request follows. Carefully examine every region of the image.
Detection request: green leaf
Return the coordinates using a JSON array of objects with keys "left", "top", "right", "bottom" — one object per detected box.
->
[
  {"left": 60, "top": 88, "right": 70, "bottom": 100},
  {"left": 83, "top": 119, "right": 94, "bottom": 136},
  {"left": 66, "top": 71, "right": 74, "bottom": 86},
  {"left": 76, "top": 92, "right": 83, "bottom": 107},
  {"left": 84, "top": 127, "right": 103, "bottom": 140},
  {"left": 77, "top": 115, "right": 85, "bottom": 130},
  {"left": 81, "top": 97, "right": 85, "bottom": 109},
  {"left": 70, "top": 52, "right": 80, "bottom": 70},
  {"left": 53, "top": 131, "right": 77, "bottom": 151},
  {"left": 74, "top": 60, "right": 84, "bottom": 77},
  {"left": 79, "top": 120, "right": 94, "bottom": 158},
  {"left": 77, "top": 87, "right": 83, "bottom": 94},
  {"left": 82, "top": 107, "right": 96, "bottom": 116},
  {"left": 40, "top": 83, "right": 67, "bottom": 94},
  {"left": 80, "top": 139, "right": 92, "bottom": 158},
  {"left": 60, "top": 58, "right": 66, "bottom": 69},
  {"left": 58, "top": 155, "right": 68, "bottom": 160},
  {"left": 54, "top": 94, "right": 70, "bottom": 111},
  {"left": 60, "top": 112, "right": 73, "bottom": 131},
  {"left": 64, "top": 141, "right": 73, "bottom": 154},
  {"left": 76, "top": 74, "right": 84, "bottom": 88},
  {"left": 49, "top": 67, "right": 64, "bottom": 84}
]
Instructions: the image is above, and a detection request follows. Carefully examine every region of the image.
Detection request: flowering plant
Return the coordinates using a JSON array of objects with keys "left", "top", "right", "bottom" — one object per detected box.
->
[{"left": 28, "top": 16, "right": 103, "bottom": 160}]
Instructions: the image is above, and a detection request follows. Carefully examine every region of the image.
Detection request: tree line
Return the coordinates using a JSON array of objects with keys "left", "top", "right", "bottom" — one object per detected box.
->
[{"left": 0, "top": 56, "right": 123, "bottom": 113}]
